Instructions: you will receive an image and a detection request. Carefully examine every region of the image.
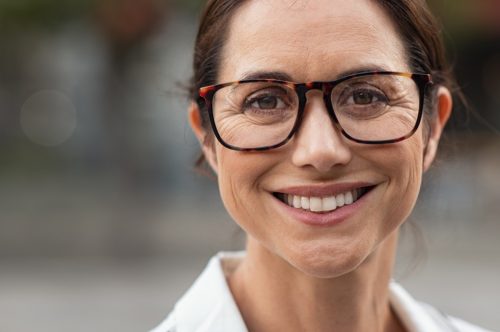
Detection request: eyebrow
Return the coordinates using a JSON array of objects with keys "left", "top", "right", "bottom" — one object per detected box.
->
[
  {"left": 240, "top": 65, "right": 389, "bottom": 82},
  {"left": 241, "top": 71, "right": 293, "bottom": 81}
]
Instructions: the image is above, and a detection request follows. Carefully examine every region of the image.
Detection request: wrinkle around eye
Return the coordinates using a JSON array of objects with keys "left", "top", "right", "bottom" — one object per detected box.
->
[
  {"left": 217, "top": 117, "right": 251, "bottom": 142},
  {"left": 385, "top": 112, "right": 418, "bottom": 127},
  {"left": 388, "top": 96, "right": 418, "bottom": 110}
]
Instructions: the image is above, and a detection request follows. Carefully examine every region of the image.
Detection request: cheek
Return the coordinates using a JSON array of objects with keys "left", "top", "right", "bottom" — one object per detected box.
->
[
  {"left": 396, "top": 137, "right": 424, "bottom": 190},
  {"left": 215, "top": 145, "right": 275, "bottom": 235},
  {"left": 376, "top": 136, "right": 424, "bottom": 228}
]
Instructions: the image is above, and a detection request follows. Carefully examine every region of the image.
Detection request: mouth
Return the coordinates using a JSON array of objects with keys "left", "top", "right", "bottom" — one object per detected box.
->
[{"left": 272, "top": 186, "right": 375, "bottom": 214}]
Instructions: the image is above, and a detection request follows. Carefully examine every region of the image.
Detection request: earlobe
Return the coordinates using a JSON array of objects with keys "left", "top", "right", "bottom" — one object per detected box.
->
[
  {"left": 188, "top": 102, "right": 218, "bottom": 174},
  {"left": 188, "top": 102, "right": 206, "bottom": 143},
  {"left": 423, "top": 87, "right": 453, "bottom": 171}
]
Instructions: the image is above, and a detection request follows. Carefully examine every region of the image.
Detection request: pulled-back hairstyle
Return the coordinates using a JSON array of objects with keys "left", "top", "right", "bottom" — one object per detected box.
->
[{"left": 191, "top": 0, "right": 458, "bottom": 168}]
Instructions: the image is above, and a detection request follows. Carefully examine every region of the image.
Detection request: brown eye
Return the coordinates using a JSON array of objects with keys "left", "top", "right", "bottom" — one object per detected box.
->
[
  {"left": 255, "top": 95, "right": 279, "bottom": 109},
  {"left": 247, "top": 93, "right": 288, "bottom": 110},
  {"left": 342, "top": 88, "right": 387, "bottom": 106},
  {"left": 353, "top": 90, "right": 374, "bottom": 105},
  {"left": 241, "top": 84, "right": 295, "bottom": 115}
]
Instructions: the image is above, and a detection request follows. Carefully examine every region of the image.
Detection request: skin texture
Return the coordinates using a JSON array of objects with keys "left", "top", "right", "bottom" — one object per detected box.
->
[{"left": 189, "top": 0, "right": 452, "bottom": 331}]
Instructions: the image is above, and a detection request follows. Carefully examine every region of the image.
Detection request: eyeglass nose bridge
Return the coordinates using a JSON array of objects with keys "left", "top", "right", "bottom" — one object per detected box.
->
[{"left": 293, "top": 82, "right": 343, "bottom": 136}]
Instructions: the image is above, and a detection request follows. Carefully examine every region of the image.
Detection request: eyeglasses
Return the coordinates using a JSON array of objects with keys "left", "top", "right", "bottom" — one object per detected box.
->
[{"left": 196, "top": 71, "right": 433, "bottom": 151}]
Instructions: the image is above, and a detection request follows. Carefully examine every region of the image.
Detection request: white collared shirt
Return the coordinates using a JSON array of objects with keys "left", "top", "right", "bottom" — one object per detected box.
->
[{"left": 151, "top": 251, "right": 491, "bottom": 332}]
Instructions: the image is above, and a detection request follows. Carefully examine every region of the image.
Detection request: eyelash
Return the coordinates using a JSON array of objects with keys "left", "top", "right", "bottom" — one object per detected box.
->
[{"left": 243, "top": 89, "right": 291, "bottom": 109}]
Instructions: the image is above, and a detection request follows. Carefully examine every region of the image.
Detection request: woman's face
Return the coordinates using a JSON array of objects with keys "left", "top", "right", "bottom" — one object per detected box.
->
[{"left": 195, "top": 0, "right": 447, "bottom": 278}]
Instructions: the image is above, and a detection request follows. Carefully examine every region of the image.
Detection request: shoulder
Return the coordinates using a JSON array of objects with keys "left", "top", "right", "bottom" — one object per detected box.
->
[
  {"left": 390, "top": 281, "right": 493, "bottom": 332},
  {"left": 150, "top": 251, "right": 248, "bottom": 332}
]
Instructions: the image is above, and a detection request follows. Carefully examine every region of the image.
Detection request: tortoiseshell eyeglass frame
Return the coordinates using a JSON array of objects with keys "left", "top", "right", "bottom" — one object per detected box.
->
[{"left": 196, "top": 71, "right": 433, "bottom": 152}]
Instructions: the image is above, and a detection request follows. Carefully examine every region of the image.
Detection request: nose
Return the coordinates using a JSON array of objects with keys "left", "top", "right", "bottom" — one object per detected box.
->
[{"left": 291, "top": 91, "right": 352, "bottom": 172}]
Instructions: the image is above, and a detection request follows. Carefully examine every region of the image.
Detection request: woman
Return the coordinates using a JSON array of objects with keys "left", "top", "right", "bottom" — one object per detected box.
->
[{"left": 153, "top": 0, "right": 490, "bottom": 331}]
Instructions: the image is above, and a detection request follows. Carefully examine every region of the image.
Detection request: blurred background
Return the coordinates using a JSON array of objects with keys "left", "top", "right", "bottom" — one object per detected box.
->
[{"left": 0, "top": 0, "right": 498, "bottom": 331}]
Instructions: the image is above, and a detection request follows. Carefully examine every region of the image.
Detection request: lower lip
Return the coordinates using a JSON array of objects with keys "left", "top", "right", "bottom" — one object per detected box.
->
[{"left": 272, "top": 188, "right": 374, "bottom": 227}]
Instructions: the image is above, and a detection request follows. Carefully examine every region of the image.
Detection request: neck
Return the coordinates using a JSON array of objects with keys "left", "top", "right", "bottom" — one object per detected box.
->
[{"left": 228, "top": 231, "right": 404, "bottom": 332}]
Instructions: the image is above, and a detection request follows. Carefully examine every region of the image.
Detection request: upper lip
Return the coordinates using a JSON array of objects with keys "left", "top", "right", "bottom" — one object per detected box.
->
[{"left": 273, "top": 182, "right": 376, "bottom": 197}]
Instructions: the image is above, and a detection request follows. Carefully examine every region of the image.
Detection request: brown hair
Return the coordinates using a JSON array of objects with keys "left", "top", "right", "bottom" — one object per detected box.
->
[{"left": 191, "top": 0, "right": 459, "bottom": 169}]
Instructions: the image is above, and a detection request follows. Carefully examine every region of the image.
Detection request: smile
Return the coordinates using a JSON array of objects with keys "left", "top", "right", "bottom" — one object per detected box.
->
[{"left": 273, "top": 186, "right": 373, "bottom": 214}]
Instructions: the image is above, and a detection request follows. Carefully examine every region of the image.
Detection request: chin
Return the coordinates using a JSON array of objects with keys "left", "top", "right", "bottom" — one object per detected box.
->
[{"left": 284, "top": 241, "right": 372, "bottom": 279}]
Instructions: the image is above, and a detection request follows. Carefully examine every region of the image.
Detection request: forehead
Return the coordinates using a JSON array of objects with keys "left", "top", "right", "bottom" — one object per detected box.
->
[{"left": 219, "top": 0, "right": 408, "bottom": 82}]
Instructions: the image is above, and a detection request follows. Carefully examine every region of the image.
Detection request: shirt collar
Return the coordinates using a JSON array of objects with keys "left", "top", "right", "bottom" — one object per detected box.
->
[
  {"left": 174, "top": 251, "right": 248, "bottom": 332},
  {"left": 173, "top": 251, "right": 452, "bottom": 332}
]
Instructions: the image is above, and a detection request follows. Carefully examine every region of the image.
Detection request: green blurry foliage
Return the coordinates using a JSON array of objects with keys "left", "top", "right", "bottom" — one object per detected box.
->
[
  {"left": 171, "top": 0, "right": 203, "bottom": 12},
  {"left": 429, "top": 0, "right": 500, "bottom": 40},
  {"left": 0, "top": 0, "right": 93, "bottom": 30},
  {"left": 0, "top": 0, "right": 201, "bottom": 31}
]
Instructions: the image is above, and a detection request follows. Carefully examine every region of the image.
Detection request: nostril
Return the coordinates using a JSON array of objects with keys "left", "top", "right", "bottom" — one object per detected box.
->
[{"left": 291, "top": 130, "right": 352, "bottom": 172}]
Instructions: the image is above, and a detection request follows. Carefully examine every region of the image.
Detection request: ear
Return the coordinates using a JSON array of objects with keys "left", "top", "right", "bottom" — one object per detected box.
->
[
  {"left": 188, "top": 102, "right": 218, "bottom": 174},
  {"left": 423, "top": 86, "right": 452, "bottom": 171}
]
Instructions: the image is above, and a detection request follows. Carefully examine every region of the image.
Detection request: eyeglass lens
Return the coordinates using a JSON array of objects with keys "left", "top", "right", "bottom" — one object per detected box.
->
[{"left": 211, "top": 74, "right": 420, "bottom": 149}]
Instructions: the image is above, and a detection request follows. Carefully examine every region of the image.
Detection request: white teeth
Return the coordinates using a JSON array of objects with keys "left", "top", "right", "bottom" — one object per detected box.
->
[
  {"left": 283, "top": 188, "right": 364, "bottom": 213},
  {"left": 345, "top": 191, "right": 353, "bottom": 205},
  {"left": 336, "top": 193, "right": 345, "bottom": 207},
  {"left": 322, "top": 196, "right": 337, "bottom": 211},
  {"left": 309, "top": 197, "right": 322, "bottom": 212},
  {"left": 301, "top": 197, "right": 310, "bottom": 210},
  {"left": 293, "top": 195, "right": 301, "bottom": 209}
]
